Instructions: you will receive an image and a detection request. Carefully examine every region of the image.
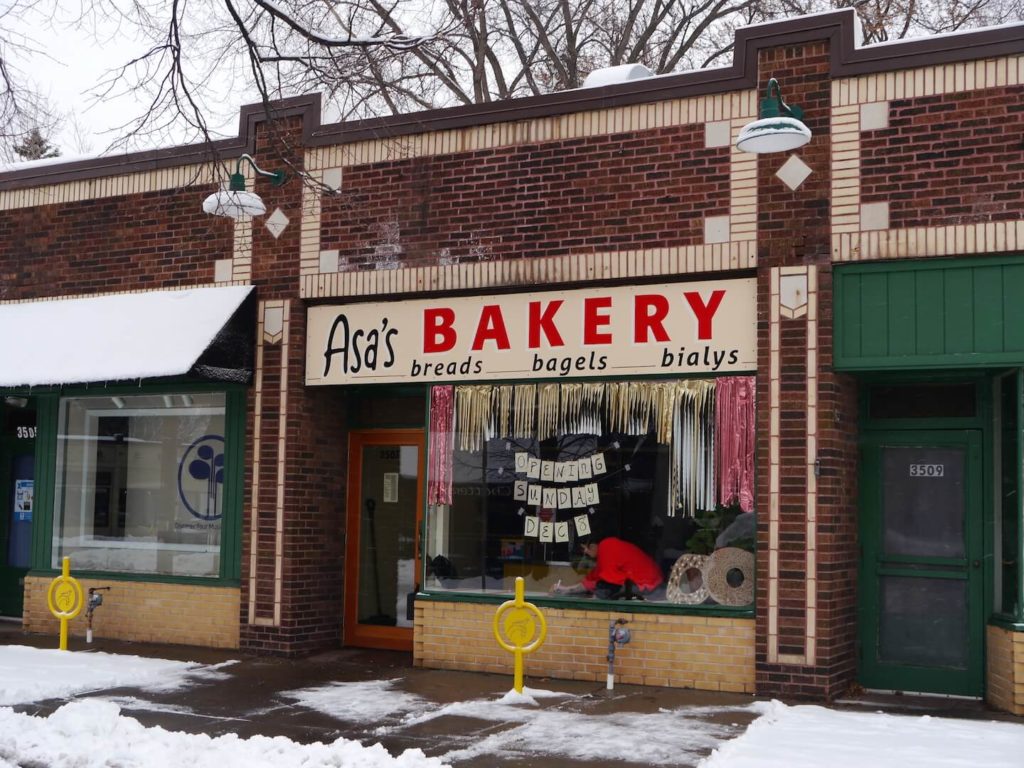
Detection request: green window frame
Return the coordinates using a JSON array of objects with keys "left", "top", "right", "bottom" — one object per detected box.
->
[{"left": 23, "top": 384, "right": 245, "bottom": 586}]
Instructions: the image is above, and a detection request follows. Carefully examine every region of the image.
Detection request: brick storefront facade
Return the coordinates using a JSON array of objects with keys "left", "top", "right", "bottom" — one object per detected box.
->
[{"left": 1, "top": 10, "right": 1023, "bottom": 712}]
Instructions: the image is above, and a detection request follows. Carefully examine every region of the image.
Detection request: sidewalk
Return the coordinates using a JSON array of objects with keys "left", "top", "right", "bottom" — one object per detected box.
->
[
  {"left": 0, "top": 621, "right": 759, "bottom": 767},
  {"left": 1, "top": 621, "right": 1018, "bottom": 767}
]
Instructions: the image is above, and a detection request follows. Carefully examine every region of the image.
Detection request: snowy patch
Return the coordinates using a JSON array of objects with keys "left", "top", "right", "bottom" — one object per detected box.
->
[
  {"left": 0, "top": 700, "right": 446, "bottom": 768},
  {"left": 284, "top": 679, "right": 431, "bottom": 724},
  {"left": 699, "top": 700, "right": 1024, "bottom": 768},
  {"left": 0, "top": 646, "right": 221, "bottom": 705}
]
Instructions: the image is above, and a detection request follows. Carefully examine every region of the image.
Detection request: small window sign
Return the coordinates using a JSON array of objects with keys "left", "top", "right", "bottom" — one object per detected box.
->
[
  {"left": 909, "top": 463, "right": 944, "bottom": 478},
  {"left": 14, "top": 479, "right": 33, "bottom": 521},
  {"left": 383, "top": 472, "right": 399, "bottom": 503}
]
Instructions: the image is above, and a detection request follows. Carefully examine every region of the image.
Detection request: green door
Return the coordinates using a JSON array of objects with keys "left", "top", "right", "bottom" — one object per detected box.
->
[
  {"left": 0, "top": 403, "right": 36, "bottom": 618},
  {"left": 859, "top": 430, "right": 985, "bottom": 696}
]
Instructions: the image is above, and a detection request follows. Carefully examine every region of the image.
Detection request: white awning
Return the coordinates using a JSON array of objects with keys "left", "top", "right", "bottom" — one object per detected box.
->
[{"left": 0, "top": 285, "right": 254, "bottom": 388}]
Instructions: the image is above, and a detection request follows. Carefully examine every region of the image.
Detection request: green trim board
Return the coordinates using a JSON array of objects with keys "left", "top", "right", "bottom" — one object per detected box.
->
[
  {"left": 858, "top": 429, "right": 986, "bottom": 697},
  {"left": 835, "top": 255, "right": 1024, "bottom": 371},
  {"left": 415, "top": 589, "right": 754, "bottom": 618},
  {"left": 25, "top": 568, "right": 241, "bottom": 588}
]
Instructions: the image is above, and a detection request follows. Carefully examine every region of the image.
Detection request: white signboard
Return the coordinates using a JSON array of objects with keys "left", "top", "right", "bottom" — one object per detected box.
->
[{"left": 306, "top": 278, "right": 756, "bottom": 385}]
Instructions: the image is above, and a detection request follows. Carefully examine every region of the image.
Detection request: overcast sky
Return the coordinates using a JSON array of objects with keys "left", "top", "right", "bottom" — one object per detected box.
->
[{"left": 8, "top": 5, "right": 246, "bottom": 159}]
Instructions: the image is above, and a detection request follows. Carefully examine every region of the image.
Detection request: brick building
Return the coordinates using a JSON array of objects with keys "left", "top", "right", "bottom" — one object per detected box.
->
[{"left": 1, "top": 10, "right": 1023, "bottom": 712}]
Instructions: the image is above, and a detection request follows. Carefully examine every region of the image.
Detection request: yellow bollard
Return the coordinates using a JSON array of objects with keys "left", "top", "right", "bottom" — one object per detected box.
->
[
  {"left": 493, "top": 576, "right": 547, "bottom": 693},
  {"left": 46, "top": 557, "right": 84, "bottom": 651}
]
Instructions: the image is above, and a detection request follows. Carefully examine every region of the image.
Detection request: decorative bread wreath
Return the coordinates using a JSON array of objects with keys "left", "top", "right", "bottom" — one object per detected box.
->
[
  {"left": 705, "top": 547, "right": 755, "bottom": 606},
  {"left": 666, "top": 553, "right": 710, "bottom": 605}
]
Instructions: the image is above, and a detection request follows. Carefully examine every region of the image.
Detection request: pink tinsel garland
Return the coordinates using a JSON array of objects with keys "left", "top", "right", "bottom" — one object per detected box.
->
[
  {"left": 716, "top": 376, "right": 755, "bottom": 512},
  {"left": 427, "top": 385, "right": 455, "bottom": 505}
]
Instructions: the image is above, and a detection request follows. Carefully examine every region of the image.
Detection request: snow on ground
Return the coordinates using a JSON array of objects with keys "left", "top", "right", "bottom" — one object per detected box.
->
[
  {"left": 701, "top": 700, "right": 1024, "bottom": 768},
  {"left": 291, "top": 679, "right": 752, "bottom": 765},
  {"left": 0, "top": 645, "right": 221, "bottom": 705},
  {"left": 2, "top": 646, "right": 1024, "bottom": 767},
  {"left": 285, "top": 679, "right": 431, "bottom": 724},
  {"left": 0, "top": 699, "right": 445, "bottom": 768}
]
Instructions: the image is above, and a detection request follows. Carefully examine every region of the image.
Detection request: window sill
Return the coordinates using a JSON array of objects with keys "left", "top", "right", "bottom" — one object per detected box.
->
[
  {"left": 28, "top": 569, "right": 240, "bottom": 588},
  {"left": 988, "top": 615, "right": 1024, "bottom": 632},
  {"left": 415, "top": 589, "right": 753, "bottom": 618}
]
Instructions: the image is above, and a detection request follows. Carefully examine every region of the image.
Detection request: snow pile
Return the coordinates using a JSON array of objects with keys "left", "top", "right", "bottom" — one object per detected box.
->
[
  {"left": 700, "top": 700, "right": 1024, "bottom": 768},
  {"left": 0, "top": 645, "right": 214, "bottom": 705},
  {"left": 0, "top": 699, "right": 447, "bottom": 768}
]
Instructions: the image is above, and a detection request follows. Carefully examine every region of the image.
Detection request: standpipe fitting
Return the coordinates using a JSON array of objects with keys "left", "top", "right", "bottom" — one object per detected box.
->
[
  {"left": 85, "top": 587, "right": 112, "bottom": 644},
  {"left": 606, "top": 618, "right": 631, "bottom": 691}
]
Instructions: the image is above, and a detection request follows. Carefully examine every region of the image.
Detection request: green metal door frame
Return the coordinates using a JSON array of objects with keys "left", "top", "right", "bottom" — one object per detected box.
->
[
  {"left": 0, "top": 413, "right": 36, "bottom": 617},
  {"left": 859, "top": 429, "right": 986, "bottom": 696}
]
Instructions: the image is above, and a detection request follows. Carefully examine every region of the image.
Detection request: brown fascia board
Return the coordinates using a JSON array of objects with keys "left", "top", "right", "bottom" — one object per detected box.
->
[
  {"left": 2, "top": 10, "right": 1022, "bottom": 191},
  {"left": 0, "top": 93, "right": 322, "bottom": 193}
]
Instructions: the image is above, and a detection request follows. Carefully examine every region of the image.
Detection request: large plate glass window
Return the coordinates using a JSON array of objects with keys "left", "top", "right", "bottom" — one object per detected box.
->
[
  {"left": 424, "top": 378, "right": 756, "bottom": 607},
  {"left": 52, "top": 392, "right": 226, "bottom": 577}
]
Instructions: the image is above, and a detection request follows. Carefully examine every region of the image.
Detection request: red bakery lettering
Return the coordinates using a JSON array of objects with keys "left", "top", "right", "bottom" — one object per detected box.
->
[
  {"left": 528, "top": 300, "right": 565, "bottom": 349},
  {"left": 423, "top": 307, "right": 457, "bottom": 353},
  {"left": 471, "top": 305, "right": 511, "bottom": 351},
  {"left": 634, "top": 294, "right": 670, "bottom": 343},
  {"left": 683, "top": 290, "right": 725, "bottom": 340},
  {"left": 583, "top": 296, "right": 613, "bottom": 345}
]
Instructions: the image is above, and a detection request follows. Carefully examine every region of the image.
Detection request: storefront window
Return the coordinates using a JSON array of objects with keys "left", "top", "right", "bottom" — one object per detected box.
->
[
  {"left": 425, "top": 378, "right": 755, "bottom": 607},
  {"left": 52, "top": 392, "right": 227, "bottom": 578}
]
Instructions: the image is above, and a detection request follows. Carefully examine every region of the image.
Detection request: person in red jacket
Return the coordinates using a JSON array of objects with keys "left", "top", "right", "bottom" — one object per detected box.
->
[{"left": 552, "top": 535, "right": 664, "bottom": 599}]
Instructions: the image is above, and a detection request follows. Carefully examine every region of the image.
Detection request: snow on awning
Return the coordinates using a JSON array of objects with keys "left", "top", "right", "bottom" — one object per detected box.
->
[{"left": 0, "top": 285, "right": 255, "bottom": 388}]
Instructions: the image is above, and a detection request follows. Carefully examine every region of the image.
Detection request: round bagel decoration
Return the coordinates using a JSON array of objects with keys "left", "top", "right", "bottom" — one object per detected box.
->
[
  {"left": 705, "top": 547, "right": 755, "bottom": 606},
  {"left": 666, "top": 553, "right": 709, "bottom": 605}
]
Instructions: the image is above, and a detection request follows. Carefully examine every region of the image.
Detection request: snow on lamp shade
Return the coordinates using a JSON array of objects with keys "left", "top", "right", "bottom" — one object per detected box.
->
[
  {"left": 202, "top": 188, "right": 267, "bottom": 219},
  {"left": 735, "top": 116, "right": 811, "bottom": 154},
  {"left": 736, "top": 77, "right": 811, "bottom": 154}
]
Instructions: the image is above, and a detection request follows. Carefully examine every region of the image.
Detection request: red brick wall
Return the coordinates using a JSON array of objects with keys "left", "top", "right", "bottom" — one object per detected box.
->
[
  {"left": 0, "top": 189, "right": 233, "bottom": 299},
  {"left": 754, "top": 39, "right": 859, "bottom": 699},
  {"left": 321, "top": 128, "right": 729, "bottom": 270},
  {"left": 240, "top": 118, "right": 349, "bottom": 655},
  {"left": 861, "top": 86, "right": 1024, "bottom": 228}
]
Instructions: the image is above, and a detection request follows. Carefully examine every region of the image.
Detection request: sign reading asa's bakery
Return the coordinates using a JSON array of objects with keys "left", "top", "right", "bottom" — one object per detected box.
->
[{"left": 305, "top": 278, "right": 756, "bottom": 385}]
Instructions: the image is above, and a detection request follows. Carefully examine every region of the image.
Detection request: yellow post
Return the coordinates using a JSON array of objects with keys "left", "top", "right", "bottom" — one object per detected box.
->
[
  {"left": 493, "top": 576, "right": 547, "bottom": 693},
  {"left": 46, "top": 557, "right": 84, "bottom": 651}
]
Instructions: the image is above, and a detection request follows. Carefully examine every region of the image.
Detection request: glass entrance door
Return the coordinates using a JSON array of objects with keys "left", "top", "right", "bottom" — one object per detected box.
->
[
  {"left": 344, "top": 430, "right": 424, "bottom": 650},
  {"left": 859, "top": 430, "right": 984, "bottom": 696},
  {"left": 0, "top": 401, "right": 36, "bottom": 618}
]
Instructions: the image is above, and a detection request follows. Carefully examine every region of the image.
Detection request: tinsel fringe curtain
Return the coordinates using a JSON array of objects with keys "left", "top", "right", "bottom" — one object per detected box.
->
[{"left": 429, "top": 377, "right": 755, "bottom": 516}]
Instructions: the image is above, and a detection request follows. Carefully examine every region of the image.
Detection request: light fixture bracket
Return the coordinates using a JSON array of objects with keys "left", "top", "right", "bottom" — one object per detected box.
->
[
  {"left": 759, "top": 78, "right": 804, "bottom": 121},
  {"left": 735, "top": 77, "right": 812, "bottom": 154},
  {"left": 203, "top": 153, "right": 288, "bottom": 219}
]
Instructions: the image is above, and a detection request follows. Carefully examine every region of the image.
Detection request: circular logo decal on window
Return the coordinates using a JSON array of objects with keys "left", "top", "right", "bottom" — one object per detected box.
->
[{"left": 178, "top": 434, "right": 226, "bottom": 521}]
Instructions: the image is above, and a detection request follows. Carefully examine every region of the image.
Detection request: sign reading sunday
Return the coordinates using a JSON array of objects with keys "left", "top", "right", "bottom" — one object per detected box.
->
[{"left": 305, "top": 278, "right": 756, "bottom": 386}]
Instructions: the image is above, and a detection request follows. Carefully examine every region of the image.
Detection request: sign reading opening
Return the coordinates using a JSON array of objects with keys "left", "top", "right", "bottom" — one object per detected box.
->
[{"left": 305, "top": 278, "right": 756, "bottom": 385}]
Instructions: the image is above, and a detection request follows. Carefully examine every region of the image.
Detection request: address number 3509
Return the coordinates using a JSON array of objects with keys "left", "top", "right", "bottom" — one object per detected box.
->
[{"left": 909, "top": 463, "right": 944, "bottom": 477}]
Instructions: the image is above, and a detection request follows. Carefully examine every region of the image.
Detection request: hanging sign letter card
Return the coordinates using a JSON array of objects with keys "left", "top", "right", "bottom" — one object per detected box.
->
[
  {"left": 539, "top": 522, "right": 554, "bottom": 543},
  {"left": 514, "top": 480, "right": 527, "bottom": 501},
  {"left": 515, "top": 453, "right": 529, "bottom": 473},
  {"left": 591, "top": 453, "right": 607, "bottom": 474},
  {"left": 527, "top": 485, "right": 542, "bottom": 506},
  {"left": 574, "top": 514, "right": 591, "bottom": 536},
  {"left": 524, "top": 516, "right": 539, "bottom": 537},
  {"left": 527, "top": 458, "right": 541, "bottom": 480},
  {"left": 555, "top": 522, "right": 570, "bottom": 542}
]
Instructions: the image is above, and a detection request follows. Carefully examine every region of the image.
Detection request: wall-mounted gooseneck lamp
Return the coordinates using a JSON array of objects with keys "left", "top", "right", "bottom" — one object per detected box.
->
[
  {"left": 202, "top": 153, "right": 288, "bottom": 219},
  {"left": 736, "top": 78, "right": 812, "bottom": 154}
]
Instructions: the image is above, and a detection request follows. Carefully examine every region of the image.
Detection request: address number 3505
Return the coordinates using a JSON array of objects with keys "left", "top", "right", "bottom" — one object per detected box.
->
[{"left": 909, "top": 463, "right": 944, "bottom": 477}]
